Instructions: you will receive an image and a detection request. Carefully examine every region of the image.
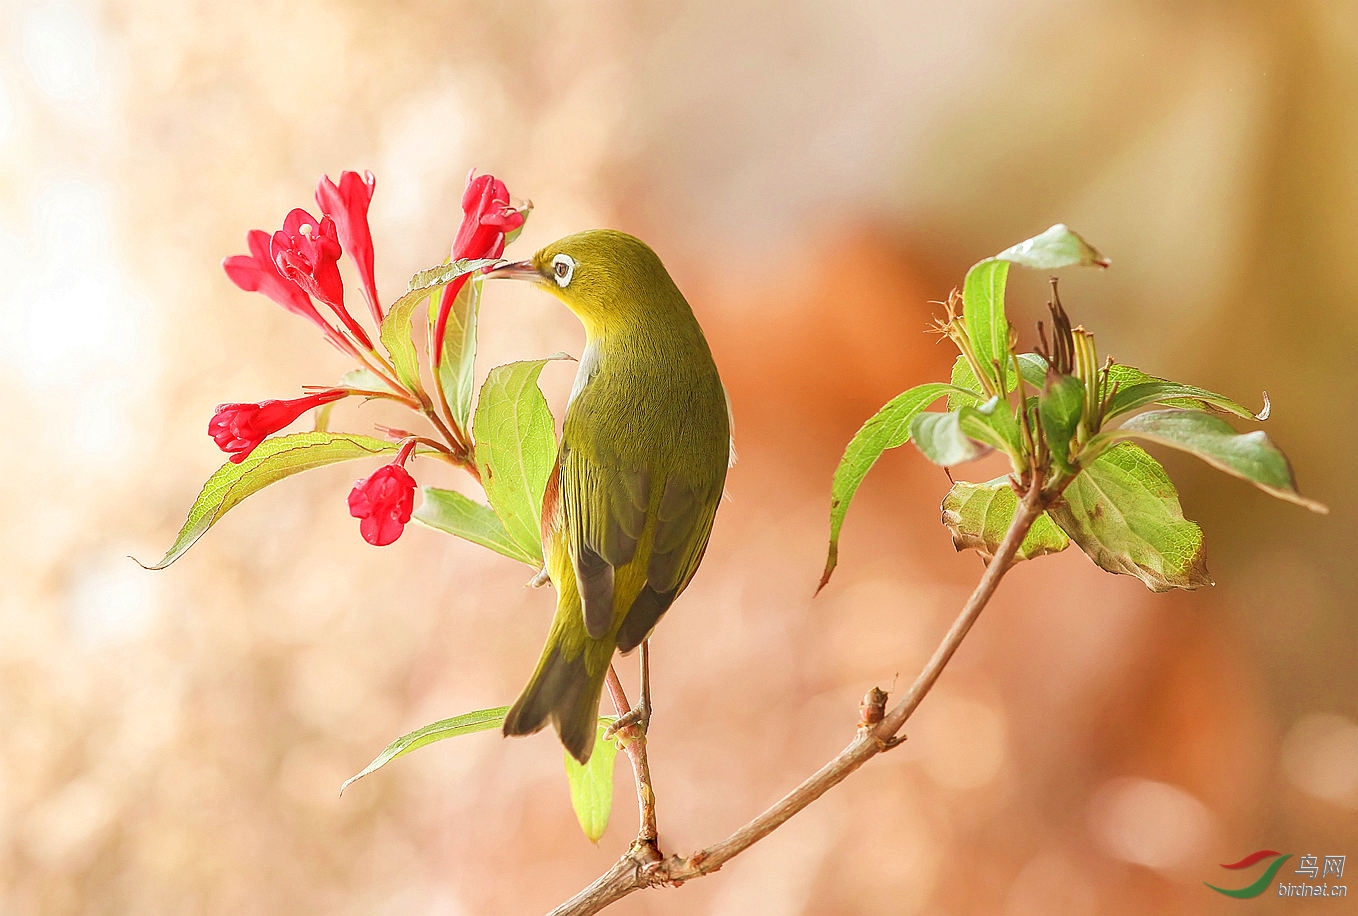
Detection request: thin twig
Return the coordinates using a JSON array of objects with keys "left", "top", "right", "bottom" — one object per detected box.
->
[
  {"left": 603, "top": 666, "right": 661, "bottom": 854},
  {"left": 550, "top": 475, "right": 1050, "bottom": 916}
]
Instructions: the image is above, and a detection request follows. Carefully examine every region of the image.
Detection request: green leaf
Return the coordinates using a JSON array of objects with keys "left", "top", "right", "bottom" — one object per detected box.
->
[
  {"left": 377, "top": 257, "right": 500, "bottom": 424},
  {"left": 340, "top": 706, "right": 510, "bottom": 795},
  {"left": 473, "top": 356, "right": 568, "bottom": 561},
  {"left": 564, "top": 722, "right": 620, "bottom": 843},
  {"left": 912, "top": 409, "right": 991, "bottom": 467},
  {"left": 406, "top": 257, "right": 503, "bottom": 293},
  {"left": 960, "top": 225, "right": 1107, "bottom": 394},
  {"left": 1103, "top": 365, "right": 1264, "bottom": 421},
  {"left": 141, "top": 433, "right": 398, "bottom": 569},
  {"left": 959, "top": 397, "right": 1023, "bottom": 462},
  {"left": 941, "top": 477, "right": 1069, "bottom": 562},
  {"left": 1039, "top": 374, "right": 1087, "bottom": 470},
  {"left": 819, "top": 382, "right": 952, "bottom": 591},
  {"left": 1101, "top": 409, "right": 1327, "bottom": 512},
  {"left": 413, "top": 486, "right": 541, "bottom": 566},
  {"left": 993, "top": 223, "right": 1110, "bottom": 271},
  {"left": 315, "top": 368, "right": 396, "bottom": 431},
  {"left": 379, "top": 288, "right": 430, "bottom": 394},
  {"left": 962, "top": 259, "right": 1012, "bottom": 392},
  {"left": 948, "top": 352, "right": 1048, "bottom": 409},
  {"left": 432, "top": 279, "right": 481, "bottom": 434},
  {"left": 1048, "top": 442, "right": 1211, "bottom": 591}
]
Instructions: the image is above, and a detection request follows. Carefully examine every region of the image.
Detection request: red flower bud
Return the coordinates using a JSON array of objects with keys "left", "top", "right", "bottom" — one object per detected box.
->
[
  {"left": 316, "top": 170, "right": 382, "bottom": 325},
  {"left": 209, "top": 390, "right": 345, "bottom": 463},
  {"left": 433, "top": 171, "right": 526, "bottom": 364},
  {"left": 271, "top": 208, "right": 373, "bottom": 349},
  {"left": 348, "top": 443, "right": 418, "bottom": 546}
]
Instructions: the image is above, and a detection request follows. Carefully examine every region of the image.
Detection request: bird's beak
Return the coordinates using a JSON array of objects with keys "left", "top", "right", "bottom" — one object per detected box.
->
[{"left": 484, "top": 260, "right": 542, "bottom": 282}]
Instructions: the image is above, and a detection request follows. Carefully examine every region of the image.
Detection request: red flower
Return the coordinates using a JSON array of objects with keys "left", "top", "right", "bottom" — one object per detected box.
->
[
  {"left": 348, "top": 441, "right": 418, "bottom": 546},
  {"left": 223, "top": 230, "right": 359, "bottom": 353},
  {"left": 271, "top": 208, "right": 373, "bottom": 349},
  {"left": 209, "top": 390, "right": 345, "bottom": 463},
  {"left": 433, "top": 171, "right": 526, "bottom": 364},
  {"left": 316, "top": 170, "right": 382, "bottom": 325}
]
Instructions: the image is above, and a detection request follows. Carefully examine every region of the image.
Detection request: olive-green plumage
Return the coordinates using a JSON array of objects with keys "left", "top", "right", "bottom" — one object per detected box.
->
[{"left": 492, "top": 230, "right": 730, "bottom": 763}]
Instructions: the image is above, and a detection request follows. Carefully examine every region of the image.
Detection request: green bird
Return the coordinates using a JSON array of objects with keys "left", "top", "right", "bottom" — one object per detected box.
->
[{"left": 487, "top": 230, "right": 730, "bottom": 763}]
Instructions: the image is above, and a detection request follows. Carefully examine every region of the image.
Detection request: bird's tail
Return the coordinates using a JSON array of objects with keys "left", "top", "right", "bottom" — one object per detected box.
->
[{"left": 503, "top": 632, "right": 610, "bottom": 764}]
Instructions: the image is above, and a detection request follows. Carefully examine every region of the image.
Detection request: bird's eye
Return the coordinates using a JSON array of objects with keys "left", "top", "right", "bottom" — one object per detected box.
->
[{"left": 552, "top": 254, "right": 575, "bottom": 288}]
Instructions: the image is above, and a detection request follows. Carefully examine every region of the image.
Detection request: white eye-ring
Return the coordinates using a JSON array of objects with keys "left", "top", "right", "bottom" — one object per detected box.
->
[{"left": 551, "top": 253, "right": 576, "bottom": 288}]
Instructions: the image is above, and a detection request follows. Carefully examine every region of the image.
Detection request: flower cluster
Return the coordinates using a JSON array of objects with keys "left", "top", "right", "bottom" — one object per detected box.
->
[{"left": 216, "top": 169, "right": 527, "bottom": 545}]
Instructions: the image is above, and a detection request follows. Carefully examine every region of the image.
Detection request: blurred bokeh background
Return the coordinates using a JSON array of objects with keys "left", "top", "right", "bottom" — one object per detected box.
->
[{"left": 3, "top": 0, "right": 1356, "bottom": 912}]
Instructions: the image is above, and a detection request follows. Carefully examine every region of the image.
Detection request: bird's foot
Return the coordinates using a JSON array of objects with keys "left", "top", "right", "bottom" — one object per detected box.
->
[
  {"left": 604, "top": 696, "right": 651, "bottom": 740},
  {"left": 527, "top": 566, "right": 551, "bottom": 588}
]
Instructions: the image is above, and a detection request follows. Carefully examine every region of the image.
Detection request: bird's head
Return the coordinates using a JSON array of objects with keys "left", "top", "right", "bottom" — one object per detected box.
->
[{"left": 485, "top": 229, "right": 684, "bottom": 334}]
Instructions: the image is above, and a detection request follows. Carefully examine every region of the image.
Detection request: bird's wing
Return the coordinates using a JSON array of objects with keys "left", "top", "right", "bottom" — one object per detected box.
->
[
  {"left": 615, "top": 471, "right": 721, "bottom": 653},
  {"left": 560, "top": 441, "right": 651, "bottom": 639}
]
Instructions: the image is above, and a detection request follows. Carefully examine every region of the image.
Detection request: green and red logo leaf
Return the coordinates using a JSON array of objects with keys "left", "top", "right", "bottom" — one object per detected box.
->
[{"left": 1205, "top": 850, "right": 1292, "bottom": 899}]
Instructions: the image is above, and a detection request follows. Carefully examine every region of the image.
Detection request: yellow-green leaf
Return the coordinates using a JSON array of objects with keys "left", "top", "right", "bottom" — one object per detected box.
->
[
  {"left": 564, "top": 723, "right": 620, "bottom": 843},
  {"left": 473, "top": 356, "right": 568, "bottom": 562},
  {"left": 1049, "top": 442, "right": 1211, "bottom": 591},
  {"left": 1103, "top": 365, "right": 1265, "bottom": 421},
  {"left": 340, "top": 707, "right": 510, "bottom": 795},
  {"left": 413, "top": 486, "right": 540, "bottom": 565},
  {"left": 941, "top": 477, "right": 1069, "bottom": 562},
  {"left": 1103, "top": 409, "right": 1326, "bottom": 513},
  {"left": 820, "top": 382, "right": 952, "bottom": 590},
  {"left": 142, "top": 433, "right": 398, "bottom": 569}
]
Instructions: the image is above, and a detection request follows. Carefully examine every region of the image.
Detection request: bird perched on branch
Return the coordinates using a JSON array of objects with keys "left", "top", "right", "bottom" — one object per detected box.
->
[{"left": 488, "top": 230, "right": 730, "bottom": 763}]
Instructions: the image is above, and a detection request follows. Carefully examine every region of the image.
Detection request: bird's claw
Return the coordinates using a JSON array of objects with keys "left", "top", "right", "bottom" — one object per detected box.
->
[{"left": 604, "top": 697, "right": 651, "bottom": 740}]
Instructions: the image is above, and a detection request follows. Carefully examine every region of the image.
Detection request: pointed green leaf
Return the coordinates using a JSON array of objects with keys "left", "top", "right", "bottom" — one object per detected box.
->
[
  {"left": 315, "top": 368, "right": 399, "bottom": 431},
  {"left": 1039, "top": 374, "right": 1087, "bottom": 470},
  {"left": 406, "top": 258, "right": 503, "bottom": 293},
  {"left": 961, "top": 227, "right": 1108, "bottom": 396},
  {"left": 340, "top": 706, "right": 510, "bottom": 795},
  {"left": 142, "top": 433, "right": 398, "bottom": 569},
  {"left": 961, "top": 225, "right": 1106, "bottom": 394},
  {"left": 1102, "top": 409, "right": 1327, "bottom": 512},
  {"left": 941, "top": 477, "right": 1069, "bottom": 562},
  {"left": 1104, "top": 365, "right": 1264, "bottom": 421},
  {"left": 948, "top": 352, "right": 1048, "bottom": 409},
  {"left": 959, "top": 396, "right": 1023, "bottom": 462},
  {"left": 335, "top": 367, "right": 391, "bottom": 393},
  {"left": 379, "top": 288, "right": 430, "bottom": 395},
  {"left": 993, "top": 223, "right": 1110, "bottom": 271},
  {"left": 911, "top": 409, "right": 993, "bottom": 467},
  {"left": 413, "top": 486, "right": 541, "bottom": 566},
  {"left": 1049, "top": 442, "right": 1211, "bottom": 592},
  {"left": 473, "top": 356, "right": 568, "bottom": 561},
  {"left": 432, "top": 279, "right": 481, "bottom": 433},
  {"left": 948, "top": 354, "right": 983, "bottom": 408},
  {"left": 962, "top": 259, "right": 1012, "bottom": 392},
  {"left": 377, "top": 257, "right": 499, "bottom": 421},
  {"left": 564, "top": 722, "right": 620, "bottom": 843},
  {"left": 820, "top": 382, "right": 952, "bottom": 590}
]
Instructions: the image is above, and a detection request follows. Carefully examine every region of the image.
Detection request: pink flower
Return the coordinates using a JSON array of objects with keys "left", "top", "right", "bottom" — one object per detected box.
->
[
  {"left": 209, "top": 390, "right": 346, "bottom": 463},
  {"left": 271, "top": 208, "right": 373, "bottom": 349},
  {"left": 316, "top": 170, "right": 382, "bottom": 325},
  {"left": 348, "top": 442, "right": 418, "bottom": 546},
  {"left": 433, "top": 171, "right": 526, "bottom": 364}
]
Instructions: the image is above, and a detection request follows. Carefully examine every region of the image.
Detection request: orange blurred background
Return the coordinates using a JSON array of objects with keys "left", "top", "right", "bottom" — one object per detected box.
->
[{"left": 3, "top": 1, "right": 1356, "bottom": 913}]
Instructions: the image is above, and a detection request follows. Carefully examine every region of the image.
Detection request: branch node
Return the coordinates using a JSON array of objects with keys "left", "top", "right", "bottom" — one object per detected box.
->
[{"left": 877, "top": 734, "right": 907, "bottom": 751}]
